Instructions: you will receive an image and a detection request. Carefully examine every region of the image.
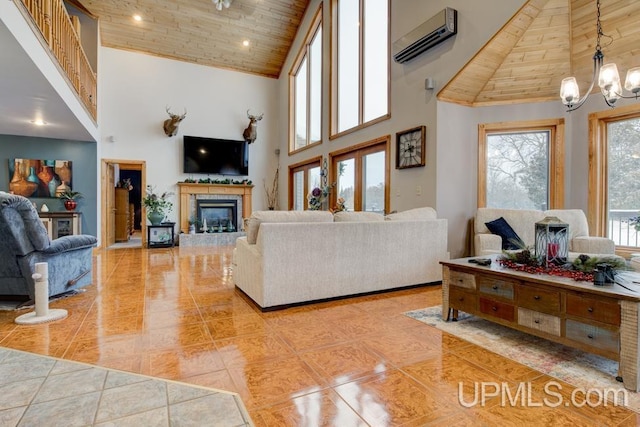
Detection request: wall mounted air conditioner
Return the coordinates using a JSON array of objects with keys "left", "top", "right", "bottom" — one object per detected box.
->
[{"left": 393, "top": 7, "right": 457, "bottom": 64}]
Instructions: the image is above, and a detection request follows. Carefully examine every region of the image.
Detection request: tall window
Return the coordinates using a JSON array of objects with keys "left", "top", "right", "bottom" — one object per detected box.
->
[
  {"left": 289, "top": 157, "right": 322, "bottom": 210},
  {"left": 330, "top": 136, "right": 389, "bottom": 213},
  {"left": 289, "top": 7, "right": 322, "bottom": 153},
  {"left": 478, "top": 119, "right": 565, "bottom": 210},
  {"left": 588, "top": 105, "right": 640, "bottom": 257},
  {"left": 331, "top": 0, "right": 389, "bottom": 137}
]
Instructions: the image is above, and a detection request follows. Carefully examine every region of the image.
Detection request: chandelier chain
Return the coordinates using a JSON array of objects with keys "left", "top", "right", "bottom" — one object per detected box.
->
[{"left": 595, "top": 0, "right": 602, "bottom": 51}]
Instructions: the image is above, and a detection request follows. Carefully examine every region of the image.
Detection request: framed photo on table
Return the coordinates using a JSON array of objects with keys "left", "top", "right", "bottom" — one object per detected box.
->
[{"left": 396, "top": 126, "right": 426, "bottom": 169}]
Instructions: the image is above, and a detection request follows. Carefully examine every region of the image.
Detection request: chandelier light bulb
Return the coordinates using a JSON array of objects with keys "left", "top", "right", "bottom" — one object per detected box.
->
[
  {"left": 212, "top": 0, "right": 232, "bottom": 10},
  {"left": 625, "top": 67, "right": 640, "bottom": 94},
  {"left": 560, "top": 77, "right": 579, "bottom": 106},
  {"left": 598, "top": 63, "right": 620, "bottom": 91}
]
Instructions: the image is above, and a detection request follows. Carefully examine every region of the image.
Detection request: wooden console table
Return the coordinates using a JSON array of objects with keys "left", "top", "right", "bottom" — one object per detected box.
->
[
  {"left": 177, "top": 183, "right": 253, "bottom": 234},
  {"left": 441, "top": 256, "right": 640, "bottom": 391}
]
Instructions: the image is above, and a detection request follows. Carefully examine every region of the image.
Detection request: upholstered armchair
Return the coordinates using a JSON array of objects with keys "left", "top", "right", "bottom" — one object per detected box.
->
[{"left": 0, "top": 192, "right": 97, "bottom": 300}]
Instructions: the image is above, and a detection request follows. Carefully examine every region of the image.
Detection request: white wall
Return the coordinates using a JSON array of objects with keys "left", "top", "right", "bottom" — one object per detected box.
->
[{"left": 98, "top": 47, "right": 279, "bottom": 223}]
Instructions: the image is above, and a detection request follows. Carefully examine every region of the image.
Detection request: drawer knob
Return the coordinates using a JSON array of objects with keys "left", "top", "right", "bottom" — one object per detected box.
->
[
  {"left": 492, "top": 285, "right": 498, "bottom": 290},
  {"left": 588, "top": 307, "right": 594, "bottom": 313},
  {"left": 588, "top": 334, "right": 594, "bottom": 339},
  {"left": 534, "top": 295, "right": 541, "bottom": 300},
  {"left": 458, "top": 297, "right": 464, "bottom": 302},
  {"left": 492, "top": 306, "right": 498, "bottom": 311},
  {"left": 534, "top": 319, "right": 540, "bottom": 324}
]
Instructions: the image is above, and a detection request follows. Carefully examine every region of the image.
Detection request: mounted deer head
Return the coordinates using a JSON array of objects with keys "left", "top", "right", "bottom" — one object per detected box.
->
[
  {"left": 242, "top": 110, "right": 263, "bottom": 144},
  {"left": 163, "top": 107, "right": 187, "bottom": 137}
]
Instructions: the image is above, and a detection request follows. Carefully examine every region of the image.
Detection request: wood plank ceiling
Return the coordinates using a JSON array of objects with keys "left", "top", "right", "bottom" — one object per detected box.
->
[
  {"left": 76, "top": 0, "right": 310, "bottom": 78},
  {"left": 439, "top": 0, "right": 640, "bottom": 107},
  {"left": 75, "top": 0, "right": 639, "bottom": 103}
]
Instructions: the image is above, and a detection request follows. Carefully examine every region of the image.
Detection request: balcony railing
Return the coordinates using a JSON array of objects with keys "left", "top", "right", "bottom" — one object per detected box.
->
[
  {"left": 17, "top": 0, "right": 97, "bottom": 120},
  {"left": 608, "top": 209, "right": 640, "bottom": 247}
]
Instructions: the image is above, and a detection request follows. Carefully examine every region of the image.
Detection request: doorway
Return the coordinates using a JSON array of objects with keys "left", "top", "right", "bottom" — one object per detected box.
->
[{"left": 101, "top": 159, "right": 147, "bottom": 249}]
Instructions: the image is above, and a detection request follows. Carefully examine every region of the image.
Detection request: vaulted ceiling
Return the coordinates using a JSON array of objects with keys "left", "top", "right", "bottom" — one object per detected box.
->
[
  {"left": 439, "top": 0, "right": 640, "bottom": 106},
  {"left": 76, "top": 0, "right": 310, "bottom": 78}
]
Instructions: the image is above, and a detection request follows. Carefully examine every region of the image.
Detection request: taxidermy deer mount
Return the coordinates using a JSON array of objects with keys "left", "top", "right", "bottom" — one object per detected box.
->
[
  {"left": 243, "top": 110, "right": 263, "bottom": 144},
  {"left": 163, "top": 107, "right": 187, "bottom": 137}
]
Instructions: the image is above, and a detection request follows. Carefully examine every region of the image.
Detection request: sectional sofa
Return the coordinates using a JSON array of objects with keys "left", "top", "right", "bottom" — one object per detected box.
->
[{"left": 233, "top": 208, "right": 449, "bottom": 310}]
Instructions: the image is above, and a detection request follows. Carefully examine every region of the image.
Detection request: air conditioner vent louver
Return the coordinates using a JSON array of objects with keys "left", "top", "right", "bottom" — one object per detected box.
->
[{"left": 393, "top": 7, "right": 457, "bottom": 64}]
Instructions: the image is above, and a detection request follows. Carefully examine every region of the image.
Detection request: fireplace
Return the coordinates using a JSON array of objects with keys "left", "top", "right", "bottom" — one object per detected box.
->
[
  {"left": 196, "top": 199, "right": 238, "bottom": 232},
  {"left": 178, "top": 183, "right": 253, "bottom": 234}
]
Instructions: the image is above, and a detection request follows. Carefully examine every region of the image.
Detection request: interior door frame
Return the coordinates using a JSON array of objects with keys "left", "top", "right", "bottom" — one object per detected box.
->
[{"left": 101, "top": 159, "right": 147, "bottom": 248}]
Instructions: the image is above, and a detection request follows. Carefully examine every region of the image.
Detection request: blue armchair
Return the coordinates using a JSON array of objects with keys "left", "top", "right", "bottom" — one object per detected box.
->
[{"left": 0, "top": 192, "right": 97, "bottom": 300}]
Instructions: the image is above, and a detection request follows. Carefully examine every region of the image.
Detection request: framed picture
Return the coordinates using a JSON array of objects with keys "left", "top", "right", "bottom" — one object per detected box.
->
[
  {"left": 395, "top": 126, "right": 426, "bottom": 169},
  {"left": 8, "top": 158, "right": 73, "bottom": 198}
]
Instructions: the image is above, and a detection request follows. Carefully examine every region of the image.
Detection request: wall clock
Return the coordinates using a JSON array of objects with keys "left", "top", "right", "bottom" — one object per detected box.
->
[{"left": 396, "top": 126, "right": 426, "bottom": 169}]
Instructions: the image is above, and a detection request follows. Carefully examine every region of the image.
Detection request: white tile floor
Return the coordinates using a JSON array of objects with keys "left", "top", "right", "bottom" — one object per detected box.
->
[{"left": 0, "top": 347, "right": 252, "bottom": 426}]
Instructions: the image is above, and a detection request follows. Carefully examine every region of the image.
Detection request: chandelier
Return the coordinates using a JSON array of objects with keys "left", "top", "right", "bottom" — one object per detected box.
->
[
  {"left": 560, "top": 0, "right": 640, "bottom": 111},
  {"left": 212, "top": 0, "right": 232, "bottom": 11}
]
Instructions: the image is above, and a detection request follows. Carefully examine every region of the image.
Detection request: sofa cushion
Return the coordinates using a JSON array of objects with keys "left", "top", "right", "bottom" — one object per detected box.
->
[
  {"left": 333, "top": 211, "right": 384, "bottom": 222},
  {"left": 385, "top": 207, "right": 437, "bottom": 221},
  {"left": 485, "top": 217, "right": 524, "bottom": 250},
  {"left": 246, "top": 210, "right": 334, "bottom": 244}
]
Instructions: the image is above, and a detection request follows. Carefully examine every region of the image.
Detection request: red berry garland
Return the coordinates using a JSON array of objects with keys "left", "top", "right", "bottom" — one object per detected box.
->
[{"left": 498, "top": 259, "right": 593, "bottom": 282}]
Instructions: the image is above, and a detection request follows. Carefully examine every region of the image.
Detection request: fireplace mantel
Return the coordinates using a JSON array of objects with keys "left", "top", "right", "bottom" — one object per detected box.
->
[{"left": 177, "top": 183, "right": 253, "bottom": 234}]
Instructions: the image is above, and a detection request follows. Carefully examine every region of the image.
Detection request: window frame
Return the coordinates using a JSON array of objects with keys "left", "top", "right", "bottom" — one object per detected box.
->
[
  {"left": 477, "top": 118, "right": 565, "bottom": 209},
  {"left": 330, "top": 0, "right": 390, "bottom": 140},
  {"left": 588, "top": 104, "right": 640, "bottom": 258},
  {"left": 329, "top": 136, "right": 390, "bottom": 213},
  {"left": 288, "top": 156, "right": 323, "bottom": 210},
  {"left": 289, "top": 5, "right": 323, "bottom": 155}
]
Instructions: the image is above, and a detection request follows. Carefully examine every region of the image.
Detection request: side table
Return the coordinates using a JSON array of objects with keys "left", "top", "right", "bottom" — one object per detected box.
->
[{"left": 147, "top": 222, "right": 175, "bottom": 248}]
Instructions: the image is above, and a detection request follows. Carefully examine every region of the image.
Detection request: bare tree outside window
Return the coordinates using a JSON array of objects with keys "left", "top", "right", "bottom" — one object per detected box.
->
[{"left": 486, "top": 131, "right": 550, "bottom": 210}]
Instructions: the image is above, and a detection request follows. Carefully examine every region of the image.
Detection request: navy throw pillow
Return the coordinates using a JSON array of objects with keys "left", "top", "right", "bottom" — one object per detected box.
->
[{"left": 485, "top": 217, "right": 523, "bottom": 250}]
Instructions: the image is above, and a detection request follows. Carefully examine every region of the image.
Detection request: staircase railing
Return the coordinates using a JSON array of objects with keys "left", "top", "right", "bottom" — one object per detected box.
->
[{"left": 17, "top": 0, "right": 97, "bottom": 121}]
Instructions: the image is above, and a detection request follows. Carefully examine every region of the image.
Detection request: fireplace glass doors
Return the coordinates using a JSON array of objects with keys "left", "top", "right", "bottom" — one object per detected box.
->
[{"left": 196, "top": 199, "right": 238, "bottom": 232}]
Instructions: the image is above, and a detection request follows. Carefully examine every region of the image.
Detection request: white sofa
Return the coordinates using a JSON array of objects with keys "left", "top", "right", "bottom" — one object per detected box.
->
[
  {"left": 474, "top": 208, "right": 615, "bottom": 258},
  {"left": 234, "top": 208, "right": 449, "bottom": 309}
]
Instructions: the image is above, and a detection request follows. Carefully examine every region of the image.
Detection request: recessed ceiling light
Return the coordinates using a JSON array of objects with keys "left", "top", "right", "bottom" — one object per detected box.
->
[
  {"left": 133, "top": 14, "right": 142, "bottom": 22},
  {"left": 31, "top": 119, "right": 47, "bottom": 126},
  {"left": 242, "top": 40, "right": 250, "bottom": 47}
]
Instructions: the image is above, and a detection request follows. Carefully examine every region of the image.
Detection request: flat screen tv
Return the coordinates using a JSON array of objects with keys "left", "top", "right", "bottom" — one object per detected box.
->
[{"left": 183, "top": 136, "right": 249, "bottom": 176}]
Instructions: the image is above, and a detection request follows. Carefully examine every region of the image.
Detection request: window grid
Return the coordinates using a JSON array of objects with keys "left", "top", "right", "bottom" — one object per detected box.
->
[
  {"left": 331, "top": 0, "right": 389, "bottom": 138},
  {"left": 289, "top": 6, "right": 323, "bottom": 154}
]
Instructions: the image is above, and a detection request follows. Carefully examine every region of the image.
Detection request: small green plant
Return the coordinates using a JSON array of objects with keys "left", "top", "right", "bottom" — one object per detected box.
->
[{"left": 58, "top": 189, "right": 83, "bottom": 200}]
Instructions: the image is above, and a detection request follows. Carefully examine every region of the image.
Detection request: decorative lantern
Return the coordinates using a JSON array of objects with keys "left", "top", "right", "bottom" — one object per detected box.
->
[{"left": 535, "top": 216, "right": 569, "bottom": 266}]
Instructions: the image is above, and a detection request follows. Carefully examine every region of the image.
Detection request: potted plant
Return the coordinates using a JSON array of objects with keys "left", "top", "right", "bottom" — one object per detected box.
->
[
  {"left": 143, "top": 185, "right": 173, "bottom": 225},
  {"left": 58, "top": 189, "right": 83, "bottom": 211}
]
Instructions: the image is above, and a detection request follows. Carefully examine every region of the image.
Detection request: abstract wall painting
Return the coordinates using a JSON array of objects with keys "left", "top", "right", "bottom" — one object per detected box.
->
[{"left": 8, "top": 158, "right": 73, "bottom": 198}]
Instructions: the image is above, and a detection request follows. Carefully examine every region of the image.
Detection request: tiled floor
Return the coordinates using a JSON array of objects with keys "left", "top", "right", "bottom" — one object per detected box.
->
[
  {"left": 0, "top": 245, "right": 638, "bottom": 426},
  {"left": 0, "top": 347, "right": 250, "bottom": 426}
]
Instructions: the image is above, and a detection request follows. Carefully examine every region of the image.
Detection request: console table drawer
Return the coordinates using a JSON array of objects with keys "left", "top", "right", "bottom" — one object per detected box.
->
[
  {"left": 517, "top": 308, "right": 561, "bottom": 336},
  {"left": 449, "top": 287, "right": 477, "bottom": 314},
  {"left": 449, "top": 270, "right": 476, "bottom": 290},
  {"left": 566, "top": 294, "right": 621, "bottom": 326},
  {"left": 517, "top": 285, "right": 561, "bottom": 315},
  {"left": 479, "top": 297, "right": 515, "bottom": 322},
  {"left": 565, "top": 319, "right": 619, "bottom": 353},
  {"left": 478, "top": 276, "right": 515, "bottom": 300}
]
